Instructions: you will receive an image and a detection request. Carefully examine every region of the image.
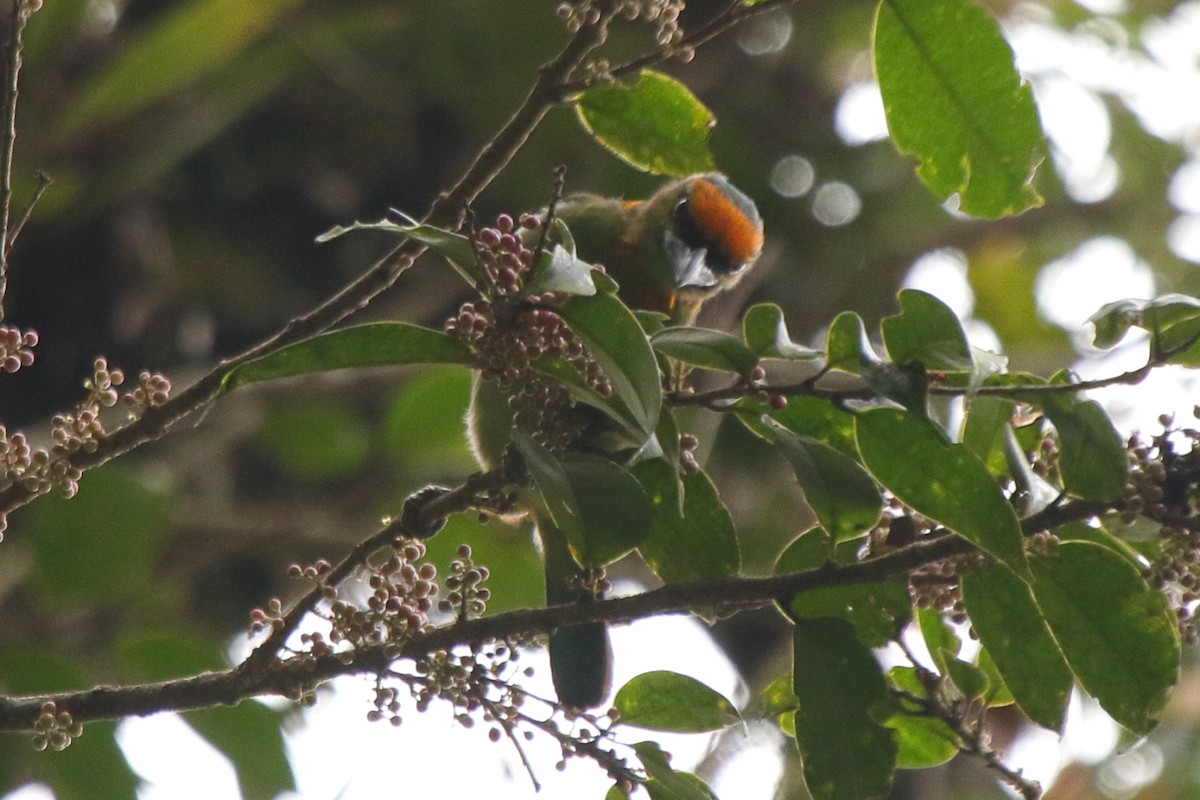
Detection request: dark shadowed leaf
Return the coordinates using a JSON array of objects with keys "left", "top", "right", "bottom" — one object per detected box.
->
[
  {"left": 776, "top": 430, "right": 883, "bottom": 544},
  {"left": 635, "top": 742, "right": 719, "bottom": 800},
  {"left": 792, "top": 617, "right": 897, "bottom": 800},
  {"left": 223, "top": 323, "right": 471, "bottom": 391}
]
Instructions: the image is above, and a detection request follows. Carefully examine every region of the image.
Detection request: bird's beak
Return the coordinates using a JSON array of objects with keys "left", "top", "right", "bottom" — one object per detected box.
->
[{"left": 665, "top": 229, "right": 716, "bottom": 289}]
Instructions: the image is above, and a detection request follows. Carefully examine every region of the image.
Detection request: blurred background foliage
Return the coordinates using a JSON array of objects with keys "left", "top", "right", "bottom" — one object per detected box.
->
[{"left": 1, "top": 0, "right": 1200, "bottom": 797}]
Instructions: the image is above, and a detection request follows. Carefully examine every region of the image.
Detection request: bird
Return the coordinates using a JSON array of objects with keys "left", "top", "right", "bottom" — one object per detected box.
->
[{"left": 467, "top": 173, "right": 763, "bottom": 709}]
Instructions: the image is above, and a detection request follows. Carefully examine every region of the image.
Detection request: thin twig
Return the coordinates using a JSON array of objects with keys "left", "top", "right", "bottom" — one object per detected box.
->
[
  {"left": 7, "top": 168, "right": 49, "bottom": 248},
  {"left": 0, "top": 0, "right": 31, "bottom": 318}
]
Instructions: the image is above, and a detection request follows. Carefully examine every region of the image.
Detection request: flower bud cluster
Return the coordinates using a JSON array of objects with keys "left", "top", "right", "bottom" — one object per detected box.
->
[
  {"left": 31, "top": 702, "right": 82, "bottom": 752},
  {"left": 121, "top": 370, "right": 173, "bottom": 416},
  {"left": 445, "top": 212, "right": 612, "bottom": 454},
  {"left": 1122, "top": 416, "right": 1200, "bottom": 645},
  {"left": 0, "top": 325, "right": 36, "bottom": 374},
  {"left": 327, "top": 540, "right": 439, "bottom": 650},
  {"left": 438, "top": 543, "right": 492, "bottom": 618},
  {"left": 557, "top": 0, "right": 687, "bottom": 50},
  {"left": 678, "top": 432, "right": 700, "bottom": 474}
]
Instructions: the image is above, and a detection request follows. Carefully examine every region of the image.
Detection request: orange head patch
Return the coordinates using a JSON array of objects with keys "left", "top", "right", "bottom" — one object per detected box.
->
[{"left": 688, "top": 178, "right": 764, "bottom": 266}]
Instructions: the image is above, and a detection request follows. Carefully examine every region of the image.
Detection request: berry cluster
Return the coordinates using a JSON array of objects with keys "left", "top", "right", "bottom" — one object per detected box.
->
[
  {"left": 557, "top": 0, "right": 686, "bottom": 50},
  {"left": 1122, "top": 415, "right": 1200, "bottom": 645},
  {"left": 438, "top": 544, "right": 492, "bottom": 618},
  {"left": 446, "top": 213, "right": 612, "bottom": 454},
  {"left": 327, "top": 541, "right": 439, "bottom": 651},
  {"left": 31, "top": 702, "right": 82, "bottom": 752},
  {"left": 0, "top": 325, "right": 36, "bottom": 374}
]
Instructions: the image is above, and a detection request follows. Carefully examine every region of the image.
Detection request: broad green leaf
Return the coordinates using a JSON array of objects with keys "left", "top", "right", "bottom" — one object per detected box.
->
[
  {"left": 825, "top": 311, "right": 872, "bottom": 374},
  {"left": 743, "top": 303, "right": 822, "bottom": 360},
  {"left": 634, "top": 461, "right": 740, "bottom": 583},
  {"left": 960, "top": 564, "right": 1071, "bottom": 730},
  {"left": 961, "top": 395, "right": 1014, "bottom": 470},
  {"left": 917, "top": 607, "right": 958, "bottom": 675},
  {"left": 1030, "top": 542, "right": 1179, "bottom": 735},
  {"left": 223, "top": 323, "right": 471, "bottom": 390},
  {"left": 615, "top": 671, "right": 740, "bottom": 732},
  {"left": 753, "top": 395, "right": 858, "bottom": 457},
  {"left": 1088, "top": 299, "right": 1143, "bottom": 349},
  {"left": 651, "top": 327, "right": 760, "bottom": 375},
  {"left": 881, "top": 289, "right": 973, "bottom": 372},
  {"left": 385, "top": 367, "right": 477, "bottom": 473},
  {"left": 873, "top": 0, "right": 1045, "bottom": 217},
  {"left": 27, "top": 465, "right": 172, "bottom": 605},
  {"left": 561, "top": 273, "right": 663, "bottom": 439},
  {"left": 776, "top": 431, "right": 883, "bottom": 543},
  {"left": 884, "top": 713, "right": 959, "bottom": 769},
  {"left": 576, "top": 70, "right": 715, "bottom": 176},
  {"left": 257, "top": 401, "right": 370, "bottom": 479},
  {"left": 635, "top": 742, "right": 719, "bottom": 800},
  {"left": 944, "top": 657, "right": 989, "bottom": 702},
  {"left": 777, "top": 531, "right": 911, "bottom": 647},
  {"left": 1033, "top": 386, "right": 1126, "bottom": 501},
  {"left": 792, "top": 617, "right": 897, "bottom": 800},
  {"left": 855, "top": 408, "right": 1027, "bottom": 573},
  {"left": 515, "top": 434, "right": 652, "bottom": 565},
  {"left": 57, "top": 0, "right": 302, "bottom": 137},
  {"left": 976, "top": 647, "right": 1016, "bottom": 707},
  {"left": 115, "top": 629, "right": 294, "bottom": 799},
  {"left": 749, "top": 672, "right": 799, "bottom": 721}
]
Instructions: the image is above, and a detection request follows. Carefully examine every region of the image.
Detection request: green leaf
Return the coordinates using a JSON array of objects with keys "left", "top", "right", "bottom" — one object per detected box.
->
[
  {"left": 223, "top": 323, "right": 471, "bottom": 391},
  {"left": 515, "top": 434, "right": 652, "bottom": 566},
  {"left": 1088, "top": 294, "right": 1200, "bottom": 351},
  {"left": 873, "top": 0, "right": 1045, "bottom": 217},
  {"left": 257, "top": 400, "right": 370, "bottom": 479},
  {"left": 576, "top": 70, "right": 715, "bottom": 176},
  {"left": 115, "top": 629, "right": 294, "bottom": 799},
  {"left": 881, "top": 289, "right": 973, "bottom": 372},
  {"left": 57, "top": 0, "right": 303, "bottom": 137},
  {"left": 634, "top": 461, "right": 740, "bottom": 583},
  {"left": 792, "top": 617, "right": 897, "bottom": 800},
  {"left": 944, "top": 657, "right": 990, "bottom": 702},
  {"left": 751, "top": 395, "right": 858, "bottom": 457},
  {"left": 651, "top": 326, "right": 760, "bottom": 375},
  {"left": 561, "top": 274, "right": 663, "bottom": 439},
  {"left": 917, "top": 607, "right": 958, "bottom": 675},
  {"left": 1034, "top": 387, "right": 1126, "bottom": 501},
  {"left": 27, "top": 465, "right": 172, "bottom": 605},
  {"left": 635, "top": 742, "right": 720, "bottom": 800},
  {"left": 1088, "top": 299, "right": 1144, "bottom": 349},
  {"left": 384, "top": 367, "right": 477, "bottom": 473},
  {"left": 883, "top": 712, "right": 959, "bottom": 769},
  {"left": 743, "top": 303, "right": 822, "bottom": 360},
  {"left": 615, "top": 671, "right": 740, "bottom": 732},
  {"left": 960, "top": 564, "right": 1072, "bottom": 730},
  {"left": 825, "top": 311, "right": 873, "bottom": 374},
  {"left": 856, "top": 408, "right": 1027, "bottom": 573},
  {"left": 1030, "top": 542, "right": 1179, "bottom": 735},
  {"left": 776, "top": 430, "right": 883, "bottom": 544}
]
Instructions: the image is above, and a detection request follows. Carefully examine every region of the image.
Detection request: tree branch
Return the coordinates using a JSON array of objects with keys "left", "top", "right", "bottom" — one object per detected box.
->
[{"left": 0, "top": 491, "right": 1116, "bottom": 732}]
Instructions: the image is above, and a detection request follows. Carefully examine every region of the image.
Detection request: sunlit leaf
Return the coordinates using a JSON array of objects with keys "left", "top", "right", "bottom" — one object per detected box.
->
[
  {"left": 615, "top": 671, "right": 740, "bottom": 732},
  {"left": 576, "top": 70, "right": 715, "bottom": 176},
  {"left": 881, "top": 289, "right": 973, "bottom": 372},
  {"left": 873, "top": 0, "right": 1045, "bottom": 217}
]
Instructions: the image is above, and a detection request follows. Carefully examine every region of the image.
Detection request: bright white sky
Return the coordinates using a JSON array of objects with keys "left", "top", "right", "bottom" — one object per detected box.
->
[{"left": 10, "top": 2, "right": 1200, "bottom": 798}]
